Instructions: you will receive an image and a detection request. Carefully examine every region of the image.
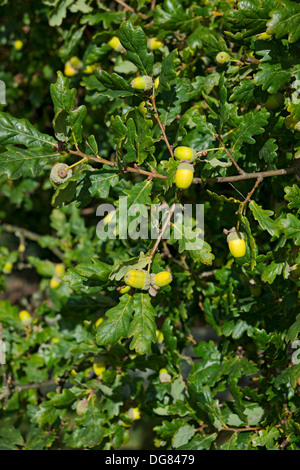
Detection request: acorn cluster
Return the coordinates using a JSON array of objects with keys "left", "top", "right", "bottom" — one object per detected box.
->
[{"left": 123, "top": 269, "right": 172, "bottom": 293}]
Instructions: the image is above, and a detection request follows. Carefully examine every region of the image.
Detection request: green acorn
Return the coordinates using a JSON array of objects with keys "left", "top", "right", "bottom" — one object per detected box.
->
[
  {"left": 174, "top": 146, "right": 197, "bottom": 162},
  {"left": 131, "top": 76, "right": 153, "bottom": 91},
  {"left": 216, "top": 51, "right": 230, "bottom": 64},
  {"left": 124, "top": 269, "right": 151, "bottom": 290}
]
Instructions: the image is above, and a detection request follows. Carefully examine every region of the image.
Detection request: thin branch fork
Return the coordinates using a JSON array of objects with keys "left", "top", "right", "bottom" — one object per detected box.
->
[
  {"left": 237, "top": 177, "right": 263, "bottom": 214},
  {"left": 150, "top": 203, "right": 176, "bottom": 259}
]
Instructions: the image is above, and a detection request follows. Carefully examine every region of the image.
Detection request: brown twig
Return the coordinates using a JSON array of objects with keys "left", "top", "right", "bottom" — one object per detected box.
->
[
  {"left": 218, "top": 136, "right": 245, "bottom": 175},
  {"left": 150, "top": 95, "right": 175, "bottom": 159},
  {"left": 11, "top": 379, "right": 59, "bottom": 392},
  {"left": 150, "top": 203, "right": 176, "bottom": 259},
  {"left": 115, "top": 0, "right": 135, "bottom": 13},
  {"left": 67, "top": 149, "right": 299, "bottom": 185},
  {"left": 237, "top": 177, "right": 263, "bottom": 214},
  {"left": 115, "top": 0, "right": 147, "bottom": 19}
]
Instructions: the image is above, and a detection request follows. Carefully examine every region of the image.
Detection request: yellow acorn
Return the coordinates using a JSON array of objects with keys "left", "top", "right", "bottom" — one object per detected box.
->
[
  {"left": 156, "top": 329, "right": 164, "bottom": 344},
  {"left": 95, "top": 317, "right": 104, "bottom": 327},
  {"left": 50, "top": 277, "right": 61, "bottom": 289},
  {"left": 175, "top": 162, "right": 194, "bottom": 189},
  {"left": 124, "top": 269, "right": 151, "bottom": 290},
  {"left": 227, "top": 232, "right": 246, "bottom": 258},
  {"left": 174, "top": 146, "right": 197, "bottom": 162},
  {"left": 55, "top": 263, "right": 65, "bottom": 278},
  {"left": 71, "top": 369, "right": 77, "bottom": 376},
  {"left": 264, "top": 93, "right": 284, "bottom": 110},
  {"left": 155, "top": 77, "right": 159, "bottom": 89},
  {"left": 3, "top": 261, "right": 13, "bottom": 274},
  {"left": 216, "top": 51, "right": 230, "bottom": 64},
  {"left": 108, "top": 36, "right": 122, "bottom": 52},
  {"left": 147, "top": 38, "right": 163, "bottom": 50},
  {"left": 128, "top": 407, "right": 141, "bottom": 420},
  {"left": 83, "top": 64, "right": 95, "bottom": 74},
  {"left": 14, "top": 40, "right": 23, "bottom": 51},
  {"left": 119, "top": 285, "right": 131, "bottom": 294},
  {"left": 151, "top": 271, "right": 173, "bottom": 289},
  {"left": 131, "top": 76, "right": 153, "bottom": 91},
  {"left": 64, "top": 62, "right": 77, "bottom": 77},
  {"left": 93, "top": 361, "right": 106, "bottom": 377},
  {"left": 19, "top": 310, "right": 32, "bottom": 326}
]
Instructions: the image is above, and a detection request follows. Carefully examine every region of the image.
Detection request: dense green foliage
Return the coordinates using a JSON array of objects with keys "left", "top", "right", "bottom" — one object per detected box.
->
[{"left": 0, "top": 0, "right": 300, "bottom": 450}]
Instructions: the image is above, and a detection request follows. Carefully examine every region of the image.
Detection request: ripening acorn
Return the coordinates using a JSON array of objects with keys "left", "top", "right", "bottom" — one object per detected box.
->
[
  {"left": 93, "top": 361, "right": 106, "bottom": 377},
  {"left": 95, "top": 317, "right": 104, "bottom": 328},
  {"left": 227, "top": 232, "right": 246, "bottom": 258},
  {"left": 147, "top": 38, "right": 163, "bottom": 50},
  {"left": 50, "top": 163, "right": 72, "bottom": 187},
  {"left": 175, "top": 163, "right": 194, "bottom": 189},
  {"left": 124, "top": 269, "right": 151, "bottom": 290},
  {"left": 19, "top": 310, "right": 32, "bottom": 326},
  {"left": 151, "top": 271, "right": 173, "bottom": 289},
  {"left": 119, "top": 285, "right": 130, "bottom": 294},
  {"left": 50, "top": 277, "right": 61, "bottom": 289},
  {"left": 14, "top": 40, "right": 23, "bottom": 51},
  {"left": 64, "top": 63, "right": 77, "bottom": 77},
  {"left": 216, "top": 51, "right": 230, "bottom": 64},
  {"left": 108, "top": 36, "right": 122, "bottom": 52},
  {"left": 83, "top": 64, "right": 95, "bottom": 74},
  {"left": 127, "top": 407, "right": 141, "bottom": 420},
  {"left": 131, "top": 76, "right": 153, "bottom": 91},
  {"left": 55, "top": 263, "right": 65, "bottom": 278},
  {"left": 174, "top": 146, "right": 197, "bottom": 162},
  {"left": 264, "top": 93, "right": 284, "bottom": 110}
]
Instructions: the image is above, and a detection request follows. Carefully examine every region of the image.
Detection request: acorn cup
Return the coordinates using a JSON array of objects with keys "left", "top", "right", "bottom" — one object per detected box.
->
[{"left": 50, "top": 163, "right": 72, "bottom": 188}]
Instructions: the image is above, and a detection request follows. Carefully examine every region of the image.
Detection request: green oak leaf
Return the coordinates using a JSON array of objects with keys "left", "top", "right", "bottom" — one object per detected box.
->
[{"left": 128, "top": 293, "right": 157, "bottom": 355}]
